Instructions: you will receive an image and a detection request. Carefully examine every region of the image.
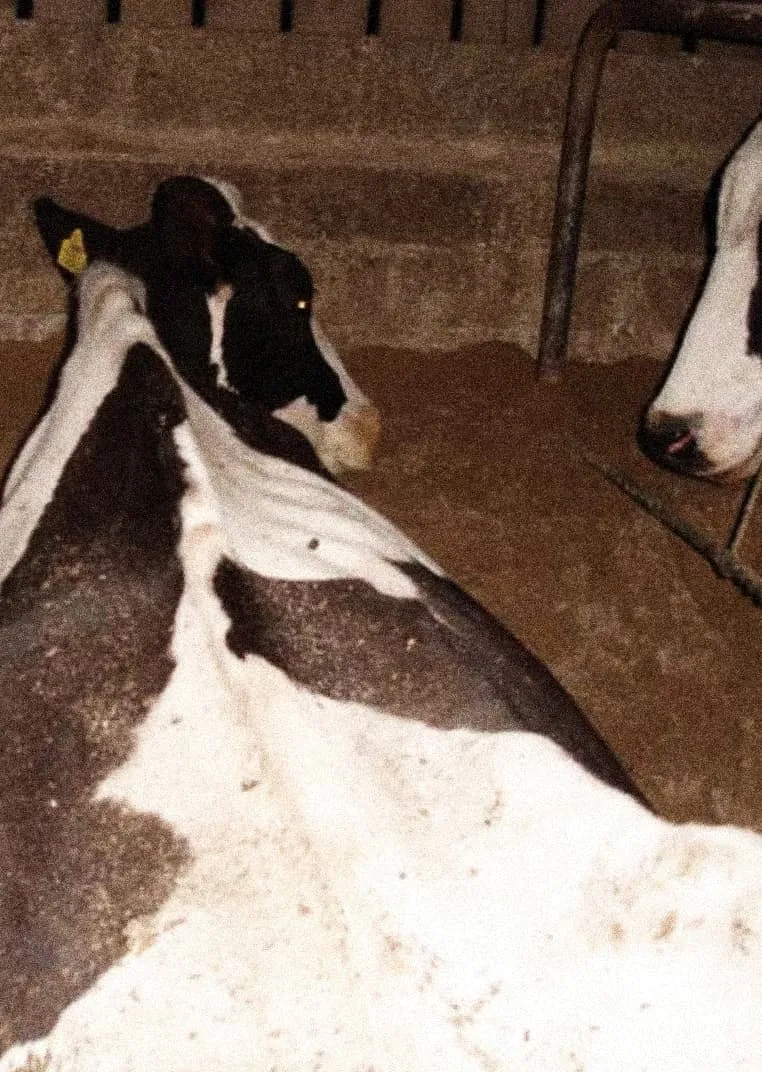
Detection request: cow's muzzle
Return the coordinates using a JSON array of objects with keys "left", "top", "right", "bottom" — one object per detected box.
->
[{"left": 639, "top": 411, "right": 711, "bottom": 477}]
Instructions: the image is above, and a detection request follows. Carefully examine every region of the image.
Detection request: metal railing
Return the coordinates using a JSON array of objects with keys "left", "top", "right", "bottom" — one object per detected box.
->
[
  {"left": 11, "top": 0, "right": 540, "bottom": 44},
  {"left": 537, "top": 0, "right": 762, "bottom": 379},
  {"left": 16, "top": 0, "right": 714, "bottom": 46},
  {"left": 15, "top": 1, "right": 758, "bottom": 47}
]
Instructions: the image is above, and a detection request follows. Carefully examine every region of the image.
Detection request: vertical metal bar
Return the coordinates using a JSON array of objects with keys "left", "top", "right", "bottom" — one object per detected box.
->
[
  {"left": 532, "top": 0, "right": 545, "bottom": 44},
  {"left": 538, "top": 0, "right": 762, "bottom": 379},
  {"left": 536, "top": 0, "right": 624, "bottom": 379},
  {"left": 367, "top": 0, "right": 381, "bottom": 34}
]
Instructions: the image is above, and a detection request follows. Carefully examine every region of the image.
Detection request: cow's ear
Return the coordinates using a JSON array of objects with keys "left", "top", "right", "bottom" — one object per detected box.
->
[
  {"left": 150, "top": 176, "right": 237, "bottom": 285},
  {"left": 33, "top": 197, "right": 121, "bottom": 282}
]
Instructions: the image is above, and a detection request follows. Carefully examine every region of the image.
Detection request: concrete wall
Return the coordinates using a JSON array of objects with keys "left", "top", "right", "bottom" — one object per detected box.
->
[{"left": 0, "top": 12, "right": 760, "bottom": 363}]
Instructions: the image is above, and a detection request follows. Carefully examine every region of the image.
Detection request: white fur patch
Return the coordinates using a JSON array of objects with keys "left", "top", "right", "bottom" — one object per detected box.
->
[
  {"left": 206, "top": 283, "right": 234, "bottom": 390},
  {"left": 5, "top": 661, "right": 762, "bottom": 1071},
  {"left": 0, "top": 264, "right": 150, "bottom": 581},
  {"left": 176, "top": 375, "right": 425, "bottom": 597}
]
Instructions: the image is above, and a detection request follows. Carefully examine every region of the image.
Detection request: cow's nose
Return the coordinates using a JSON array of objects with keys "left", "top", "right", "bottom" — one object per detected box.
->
[{"left": 639, "top": 412, "right": 706, "bottom": 474}]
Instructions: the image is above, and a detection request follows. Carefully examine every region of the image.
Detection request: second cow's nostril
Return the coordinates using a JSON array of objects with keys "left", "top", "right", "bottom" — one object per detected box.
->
[
  {"left": 664, "top": 426, "right": 696, "bottom": 458},
  {"left": 640, "top": 413, "right": 703, "bottom": 472}
]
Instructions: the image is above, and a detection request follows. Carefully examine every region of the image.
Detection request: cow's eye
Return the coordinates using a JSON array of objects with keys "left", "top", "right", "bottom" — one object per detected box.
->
[{"left": 296, "top": 299, "right": 310, "bottom": 312}]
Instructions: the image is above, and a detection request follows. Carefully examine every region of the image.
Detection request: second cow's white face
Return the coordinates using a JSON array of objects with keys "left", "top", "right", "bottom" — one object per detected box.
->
[{"left": 643, "top": 119, "right": 762, "bottom": 481}]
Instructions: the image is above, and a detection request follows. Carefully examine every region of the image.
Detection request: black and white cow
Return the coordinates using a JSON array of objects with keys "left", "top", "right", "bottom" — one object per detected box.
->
[
  {"left": 34, "top": 175, "right": 380, "bottom": 477},
  {"left": 642, "top": 118, "right": 762, "bottom": 481},
  {"left": 1, "top": 221, "right": 762, "bottom": 1068}
]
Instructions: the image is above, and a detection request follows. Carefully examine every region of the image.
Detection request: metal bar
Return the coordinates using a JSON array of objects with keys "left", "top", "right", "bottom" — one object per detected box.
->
[
  {"left": 542, "top": 0, "right": 604, "bottom": 48},
  {"left": 629, "top": 0, "right": 762, "bottom": 43},
  {"left": 537, "top": 0, "right": 624, "bottom": 380},
  {"left": 727, "top": 465, "right": 762, "bottom": 554},
  {"left": 537, "top": 0, "right": 762, "bottom": 380},
  {"left": 575, "top": 442, "right": 762, "bottom": 606}
]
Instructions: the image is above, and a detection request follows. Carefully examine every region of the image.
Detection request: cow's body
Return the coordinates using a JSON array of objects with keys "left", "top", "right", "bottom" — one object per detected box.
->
[
  {"left": 642, "top": 116, "right": 762, "bottom": 480},
  {"left": 2, "top": 233, "right": 762, "bottom": 1068}
]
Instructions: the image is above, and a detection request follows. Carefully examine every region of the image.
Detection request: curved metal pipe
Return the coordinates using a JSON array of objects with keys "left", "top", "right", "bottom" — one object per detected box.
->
[
  {"left": 537, "top": 0, "right": 624, "bottom": 380},
  {"left": 537, "top": 0, "right": 762, "bottom": 380}
]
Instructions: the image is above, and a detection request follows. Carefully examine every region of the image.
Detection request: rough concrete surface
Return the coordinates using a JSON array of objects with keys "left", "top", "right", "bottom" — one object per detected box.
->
[
  {"left": 2, "top": 333, "right": 762, "bottom": 833},
  {"left": 0, "top": 17, "right": 760, "bottom": 358}
]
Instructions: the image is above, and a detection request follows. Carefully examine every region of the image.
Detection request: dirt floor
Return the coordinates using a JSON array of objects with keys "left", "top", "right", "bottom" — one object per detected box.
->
[
  {"left": 3, "top": 336, "right": 761, "bottom": 831},
  {"left": 346, "top": 343, "right": 762, "bottom": 831}
]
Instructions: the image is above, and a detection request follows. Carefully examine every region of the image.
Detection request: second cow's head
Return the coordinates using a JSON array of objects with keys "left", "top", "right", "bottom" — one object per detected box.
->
[{"left": 642, "top": 119, "right": 762, "bottom": 482}]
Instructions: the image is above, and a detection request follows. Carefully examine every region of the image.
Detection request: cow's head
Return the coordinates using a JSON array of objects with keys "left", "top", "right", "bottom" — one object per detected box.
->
[
  {"left": 33, "top": 176, "right": 379, "bottom": 475},
  {"left": 641, "top": 119, "right": 762, "bottom": 481}
]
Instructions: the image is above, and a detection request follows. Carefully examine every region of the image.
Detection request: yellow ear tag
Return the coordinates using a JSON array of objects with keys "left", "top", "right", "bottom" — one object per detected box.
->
[{"left": 57, "top": 228, "right": 88, "bottom": 275}]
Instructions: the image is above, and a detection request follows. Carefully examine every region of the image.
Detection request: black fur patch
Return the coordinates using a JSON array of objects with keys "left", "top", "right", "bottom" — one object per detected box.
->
[
  {"left": 213, "top": 556, "right": 645, "bottom": 803},
  {"left": 747, "top": 220, "right": 762, "bottom": 357},
  {"left": 0, "top": 344, "right": 189, "bottom": 1047}
]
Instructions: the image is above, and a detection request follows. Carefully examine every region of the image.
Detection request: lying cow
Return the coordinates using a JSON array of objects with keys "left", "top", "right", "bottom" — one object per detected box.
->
[
  {"left": 642, "top": 116, "right": 762, "bottom": 481},
  {"left": 34, "top": 175, "right": 379, "bottom": 476},
  {"left": 2, "top": 210, "right": 762, "bottom": 1069}
]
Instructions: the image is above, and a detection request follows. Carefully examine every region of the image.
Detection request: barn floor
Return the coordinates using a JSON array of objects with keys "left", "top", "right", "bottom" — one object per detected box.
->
[
  {"left": 3, "top": 336, "right": 761, "bottom": 831},
  {"left": 346, "top": 344, "right": 762, "bottom": 831}
]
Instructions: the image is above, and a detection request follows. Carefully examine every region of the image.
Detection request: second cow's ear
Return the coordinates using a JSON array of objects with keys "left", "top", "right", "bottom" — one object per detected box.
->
[
  {"left": 150, "top": 176, "right": 238, "bottom": 287},
  {"left": 33, "top": 197, "right": 123, "bottom": 282}
]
